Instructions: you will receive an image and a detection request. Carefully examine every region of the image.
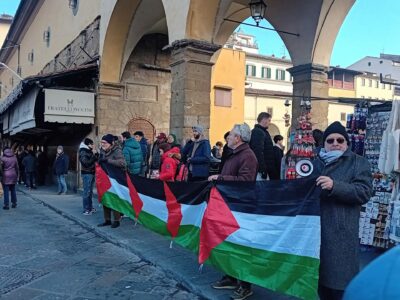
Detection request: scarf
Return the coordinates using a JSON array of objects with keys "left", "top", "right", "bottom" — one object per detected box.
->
[{"left": 319, "top": 148, "right": 344, "bottom": 165}]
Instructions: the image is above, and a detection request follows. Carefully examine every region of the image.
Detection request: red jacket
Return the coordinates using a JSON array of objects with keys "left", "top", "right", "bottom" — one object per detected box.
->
[{"left": 159, "top": 147, "right": 181, "bottom": 181}]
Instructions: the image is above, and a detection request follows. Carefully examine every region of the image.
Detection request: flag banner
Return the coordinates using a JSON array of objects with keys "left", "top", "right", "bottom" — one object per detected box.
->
[{"left": 96, "top": 163, "right": 321, "bottom": 300}]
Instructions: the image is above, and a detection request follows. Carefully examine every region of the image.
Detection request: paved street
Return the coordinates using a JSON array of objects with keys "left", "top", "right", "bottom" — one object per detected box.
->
[
  {"left": 0, "top": 190, "right": 199, "bottom": 300},
  {"left": 0, "top": 187, "right": 381, "bottom": 300}
]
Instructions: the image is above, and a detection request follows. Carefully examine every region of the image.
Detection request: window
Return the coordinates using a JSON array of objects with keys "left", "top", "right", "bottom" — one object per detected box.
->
[
  {"left": 382, "top": 83, "right": 386, "bottom": 89},
  {"left": 28, "top": 49, "right": 34, "bottom": 65},
  {"left": 69, "top": 0, "right": 79, "bottom": 15},
  {"left": 375, "top": 80, "right": 379, "bottom": 88},
  {"left": 388, "top": 84, "right": 391, "bottom": 90},
  {"left": 276, "top": 69, "right": 286, "bottom": 80},
  {"left": 340, "top": 113, "right": 346, "bottom": 121},
  {"left": 261, "top": 67, "right": 271, "bottom": 79},
  {"left": 214, "top": 88, "right": 232, "bottom": 107},
  {"left": 43, "top": 27, "right": 51, "bottom": 47},
  {"left": 368, "top": 79, "right": 372, "bottom": 87},
  {"left": 361, "top": 78, "right": 365, "bottom": 86},
  {"left": 246, "top": 65, "right": 256, "bottom": 77},
  {"left": 267, "top": 107, "right": 273, "bottom": 117}
]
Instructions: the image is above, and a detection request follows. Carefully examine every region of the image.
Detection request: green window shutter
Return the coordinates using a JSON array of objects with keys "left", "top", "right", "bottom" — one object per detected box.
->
[
  {"left": 275, "top": 69, "right": 279, "bottom": 80},
  {"left": 282, "top": 71, "right": 286, "bottom": 81},
  {"left": 267, "top": 68, "right": 271, "bottom": 78},
  {"left": 246, "top": 65, "right": 249, "bottom": 76},
  {"left": 261, "top": 67, "right": 265, "bottom": 78},
  {"left": 252, "top": 66, "right": 256, "bottom": 76}
]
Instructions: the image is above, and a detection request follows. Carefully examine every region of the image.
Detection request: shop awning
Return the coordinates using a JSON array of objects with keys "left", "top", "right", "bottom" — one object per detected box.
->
[
  {"left": 44, "top": 89, "right": 95, "bottom": 124},
  {"left": 8, "top": 87, "right": 39, "bottom": 135}
]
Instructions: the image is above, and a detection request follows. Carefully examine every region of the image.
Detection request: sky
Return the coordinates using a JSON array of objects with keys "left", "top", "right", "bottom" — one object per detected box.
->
[{"left": 1, "top": 0, "right": 399, "bottom": 67}]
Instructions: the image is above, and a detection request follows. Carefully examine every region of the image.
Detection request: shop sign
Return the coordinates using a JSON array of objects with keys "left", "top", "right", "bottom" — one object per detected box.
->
[{"left": 44, "top": 89, "right": 95, "bottom": 124}]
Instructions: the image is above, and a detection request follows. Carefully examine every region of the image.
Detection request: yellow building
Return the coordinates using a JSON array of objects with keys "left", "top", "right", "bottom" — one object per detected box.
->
[
  {"left": 210, "top": 48, "right": 245, "bottom": 145},
  {"left": 355, "top": 74, "right": 395, "bottom": 100}
]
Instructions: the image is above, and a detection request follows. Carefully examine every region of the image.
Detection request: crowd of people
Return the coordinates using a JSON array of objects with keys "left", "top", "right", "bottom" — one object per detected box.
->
[{"left": 0, "top": 111, "right": 373, "bottom": 300}]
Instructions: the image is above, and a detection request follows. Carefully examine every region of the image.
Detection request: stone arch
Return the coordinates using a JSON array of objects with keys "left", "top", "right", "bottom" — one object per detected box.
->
[
  {"left": 100, "top": 0, "right": 170, "bottom": 83},
  {"left": 127, "top": 118, "right": 156, "bottom": 142},
  {"left": 268, "top": 123, "right": 280, "bottom": 139}
]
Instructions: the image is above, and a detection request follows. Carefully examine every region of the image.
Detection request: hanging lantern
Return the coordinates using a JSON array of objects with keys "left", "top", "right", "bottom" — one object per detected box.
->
[{"left": 249, "top": 0, "right": 267, "bottom": 26}]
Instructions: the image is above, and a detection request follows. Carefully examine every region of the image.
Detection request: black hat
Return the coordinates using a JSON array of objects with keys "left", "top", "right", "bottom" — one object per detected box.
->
[
  {"left": 322, "top": 121, "right": 350, "bottom": 144},
  {"left": 101, "top": 134, "right": 114, "bottom": 145},
  {"left": 84, "top": 138, "right": 94, "bottom": 146}
]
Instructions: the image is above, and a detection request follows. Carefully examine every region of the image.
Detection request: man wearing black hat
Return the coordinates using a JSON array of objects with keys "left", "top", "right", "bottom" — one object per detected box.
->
[
  {"left": 79, "top": 138, "right": 98, "bottom": 215},
  {"left": 313, "top": 121, "right": 373, "bottom": 300},
  {"left": 98, "top": 134, "right": 126, "bottom": 228}
]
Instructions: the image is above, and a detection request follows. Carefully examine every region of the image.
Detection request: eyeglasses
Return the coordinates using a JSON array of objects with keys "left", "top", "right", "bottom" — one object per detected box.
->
[{"left": 326, "top": 137, "right": 345, "bottom": 144}]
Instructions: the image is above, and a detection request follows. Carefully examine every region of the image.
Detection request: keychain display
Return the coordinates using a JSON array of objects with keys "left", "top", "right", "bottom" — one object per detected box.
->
[{"left": 284, "top": 97, "right": 315, "bottom": 180}]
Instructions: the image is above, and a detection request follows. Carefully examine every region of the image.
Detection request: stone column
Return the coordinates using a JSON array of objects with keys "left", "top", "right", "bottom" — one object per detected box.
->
[
  {"left": 288, "top": 63, "right": 329, "bottom": 131},
  {"left": 169, "top": 39, "right": 221, "bottom": 143}
]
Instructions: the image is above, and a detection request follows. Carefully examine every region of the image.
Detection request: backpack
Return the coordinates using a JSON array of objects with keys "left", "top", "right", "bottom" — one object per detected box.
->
[{"left": 175, "top": 161, "right": 188, "bottom": 182}]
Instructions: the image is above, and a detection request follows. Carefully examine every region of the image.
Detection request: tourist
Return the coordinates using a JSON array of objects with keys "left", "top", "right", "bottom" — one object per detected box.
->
[
  {"left": 1, "top": 147, "right": 19, "bottom": 210},
  {"left": 53, "top": 145, "right": 69, "bottom": 195},
  {"left": 121, "top": 131, "right": 143, "bottom": 175},
  {"left": 79, "top": 138, "right": 98, "bottom": 215}
]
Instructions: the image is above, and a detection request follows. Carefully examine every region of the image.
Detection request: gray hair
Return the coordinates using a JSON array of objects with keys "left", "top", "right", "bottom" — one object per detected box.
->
[{"left": 231, "top": 123, "right": 251, "bottom": 143}]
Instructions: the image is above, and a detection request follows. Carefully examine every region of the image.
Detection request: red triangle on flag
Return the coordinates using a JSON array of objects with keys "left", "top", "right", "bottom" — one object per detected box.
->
[
  {"left": 164, "top": 182, "right": 183, "bottom": 238},
  {"left": 95, "top": 163, "right": 112, "bottom": 203},
  {"left": 199, "top": 187, "right": 240, "bottom": 264},
  {"left": 126, "top": 173, "right": 143, "bottom": 219}
]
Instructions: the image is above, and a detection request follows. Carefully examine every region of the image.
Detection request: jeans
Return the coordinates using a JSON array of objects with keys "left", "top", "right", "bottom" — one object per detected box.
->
[
  {"left": 3, "top": 184, "right": 17, "bottom": 207},
  {"left": 82, "top": 174, "right": 94, "bottom": 211},
  {"left": 318, "top": 284, "right": 344, "bottom": 300},
  {"left": 57, "top": 174, "right": 67, "bottom": 193},
  {"left": 25, "top": 172, "right": 35, "bottom": 188}
]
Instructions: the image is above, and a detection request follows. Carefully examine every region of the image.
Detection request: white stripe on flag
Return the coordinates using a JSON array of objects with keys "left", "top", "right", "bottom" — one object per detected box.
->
[{"left": 226, "top": 212, "right": 320, "bottom": 259}]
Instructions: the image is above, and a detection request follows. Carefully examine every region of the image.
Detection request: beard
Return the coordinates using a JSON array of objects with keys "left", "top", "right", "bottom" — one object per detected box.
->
[{"left": 194, "top": 134, "right": 201, "bottom": 140}]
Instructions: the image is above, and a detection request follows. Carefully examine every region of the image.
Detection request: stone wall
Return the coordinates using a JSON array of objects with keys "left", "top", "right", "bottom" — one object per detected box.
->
[{"left": 96, "top": 34, "right": 171, "bottom": 139}]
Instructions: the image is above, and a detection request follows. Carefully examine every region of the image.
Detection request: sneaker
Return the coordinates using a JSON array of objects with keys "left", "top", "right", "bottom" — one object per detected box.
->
[
  {"left": 212, "top": 276, "right": 238, "bottom": 290},
  {"left": 57, "top": 192, "right": 62, "bottom": 195},
  {"left": 91, "top": 208, "right": 97, "bottom": 213},
  {"left": 111, "top": 221, "right": 120, "bottom": 228},
  {"left": 230, "top": 287, "right": 253, "bottom": 300},
  {"left": 3, "top": 206, "right": 9, "bottom": 210},
  {"left": 97, "top": 221, "right": 112, "bottom": 227},
  {"left": 11, "top": 203, "right": 16, "bottom": 208},
  {"left": 83, "top": 211, "right": 92, "bottom": 216},
  {"left": 61, "top": 192, "right": 67, "bottom": 195}
]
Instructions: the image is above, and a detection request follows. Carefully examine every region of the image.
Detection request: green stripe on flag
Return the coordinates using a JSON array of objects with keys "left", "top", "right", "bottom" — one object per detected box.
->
[
  {"left": 102, "top": 192, "right": 200, "bottom": 252},
  {"left": 208, "top": 241, "right": 319, "bottom": 300}
]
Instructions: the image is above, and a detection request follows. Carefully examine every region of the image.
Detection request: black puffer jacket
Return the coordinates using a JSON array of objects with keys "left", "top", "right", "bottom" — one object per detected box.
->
[
  {"left": 249, "top": 124, "right": 277, "bottom": 179},
  {"left": 79, "top": 143, "right": 97, "bottom": 175}
]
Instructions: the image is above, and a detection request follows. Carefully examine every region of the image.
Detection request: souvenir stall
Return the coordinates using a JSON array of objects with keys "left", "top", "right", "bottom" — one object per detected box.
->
[
  {"left": 283, "top": 98, "right": 316, "bottom": 180},
  {"left": 358, "top": 100, "right": 400, "bottom": 249}
]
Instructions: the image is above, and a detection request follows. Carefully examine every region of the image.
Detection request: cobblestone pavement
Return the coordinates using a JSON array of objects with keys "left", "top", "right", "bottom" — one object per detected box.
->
[{"left": 0, "top": 191, "right": 199, "bottom": 300}]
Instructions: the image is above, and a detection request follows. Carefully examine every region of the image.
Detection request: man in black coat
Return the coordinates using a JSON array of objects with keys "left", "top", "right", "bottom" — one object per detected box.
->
[{"left": 249, "top": 112, "right": 278, "bottom": 180}]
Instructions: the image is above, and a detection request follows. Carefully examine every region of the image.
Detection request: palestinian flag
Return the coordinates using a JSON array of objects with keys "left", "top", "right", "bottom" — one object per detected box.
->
[{"left": 95, "top": 163, "right": 320, "bottom": 300}]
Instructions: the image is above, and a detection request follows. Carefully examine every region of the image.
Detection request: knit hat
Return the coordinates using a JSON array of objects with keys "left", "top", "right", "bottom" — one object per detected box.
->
[
  {"left": 84, "top": 138, "right": 94, "bottom": 146},
  {"left": 101, "top": 134, "right": 114, "bottom": 145},
  {"left": 192, "top": 125, "right": 204, "bottom": 135},
  {"left": 158, "top": 143, "right": 172, "bottom": 153},
  {"left": 322, "top": 121, "right": 350, "bottom": 144}
]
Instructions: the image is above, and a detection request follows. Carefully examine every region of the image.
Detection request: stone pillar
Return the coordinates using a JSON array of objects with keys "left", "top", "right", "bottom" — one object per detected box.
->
[
  {"left": 169, "top": 39, "right": 221, "bottom": 143},
  {"left": 288, "top": 63, "right": 329, "bottom": 131}
]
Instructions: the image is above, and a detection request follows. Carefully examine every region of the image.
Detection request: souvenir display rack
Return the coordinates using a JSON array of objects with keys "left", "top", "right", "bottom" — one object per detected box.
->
[{"left": 284, "top": 98, "right": 315, "bottom": 180}]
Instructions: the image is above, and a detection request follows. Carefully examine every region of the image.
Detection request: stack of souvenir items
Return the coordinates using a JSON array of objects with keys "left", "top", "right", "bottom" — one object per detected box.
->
[
  {"left": 284, "top": 98, "right": 315, "bottom": 180},
  {"left": 346, "top": 102, "right": 368, "bottom": 156}
]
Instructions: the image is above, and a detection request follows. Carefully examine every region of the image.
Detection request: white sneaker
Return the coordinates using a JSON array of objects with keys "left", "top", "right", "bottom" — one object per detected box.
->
[{"left": 83, "top": 211, "right": 92, "bottom": 216}]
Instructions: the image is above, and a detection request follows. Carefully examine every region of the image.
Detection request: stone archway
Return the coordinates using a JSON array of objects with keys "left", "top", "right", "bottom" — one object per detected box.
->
[
  {"left": 268, "top": 123, "right": 280, "bottom": 139},
  {"left": 128, "top": 118, "right": 156, "bottom": 142}
]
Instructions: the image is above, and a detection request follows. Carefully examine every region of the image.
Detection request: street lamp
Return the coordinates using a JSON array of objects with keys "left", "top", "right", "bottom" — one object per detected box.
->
[{"left": 249, "top": 0, "right": 267, "bottom": 26}]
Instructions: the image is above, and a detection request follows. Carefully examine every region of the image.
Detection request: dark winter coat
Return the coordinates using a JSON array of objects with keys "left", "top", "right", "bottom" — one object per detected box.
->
[
  {"left": 22, "top": 153, "right": 37, "bottom": 173},
  {"left": 181, "top": 139, "right": 211, "bottom": 178},
  {"left": 123, "top": 138, "right": 143, "bottom": 175},
  {"left": 79, "top": 143, "right": 97, "bottom": 175},
  {"left": 219, "top": 144, "right": 232, "bottom": 172},
  {"left": 218, "top": 143, "right": 258, "bottom": 181},
  {"left": 272, "top": 145, "right": 284, "bottom": 179},
  {"left": 139, "top": 138, "right": 148, "bottom": 163},
  {"left": 101, "top": 144, "right": 126, "bottom": 171},
  {"left": 312, "top": 148, "right": 373, "bottom": 290},
  {"left": 150, "top": 142, "right": 162, "bottom": 170},
  {"left": 1, "top": 149, "right": 19, "bottom": 185},
  {"left": 249, "top": 124, "right": 278, "bottom": 179},
  {"left": 53, "top": 153, "right": 69, "bottom": 175}
]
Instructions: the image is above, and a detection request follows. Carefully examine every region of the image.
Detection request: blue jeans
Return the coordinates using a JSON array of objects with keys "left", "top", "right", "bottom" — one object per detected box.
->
[
  {"left": 57, "top": 175, "right": 67, "bottom": 193},
  {"left": 82, "top": 174, "right": 94, "bottom": 211},
  {"left": 3, "top": 184, "right": 17, "bottom": 207}
]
